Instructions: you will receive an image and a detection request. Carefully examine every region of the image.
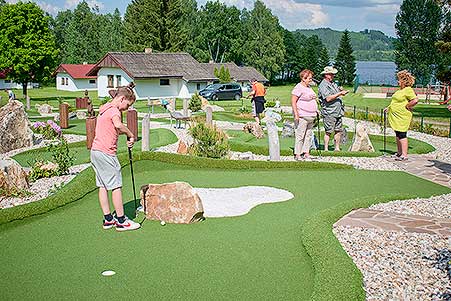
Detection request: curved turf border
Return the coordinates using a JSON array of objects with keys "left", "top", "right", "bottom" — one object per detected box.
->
[
  {"left": 0, "top": 152, "right": 350, "bottom": 225},
  {"left": 300, "top": 193, "right": 418, "bottom": 301}
]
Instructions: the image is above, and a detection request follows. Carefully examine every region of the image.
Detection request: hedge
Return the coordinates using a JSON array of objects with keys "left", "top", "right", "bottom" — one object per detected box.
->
[
  {"left": 300, "top": 193, "right": 418, "bottom": 301},
  {"left": 0, "top": 152, "right": 350, "bottom": 225}
]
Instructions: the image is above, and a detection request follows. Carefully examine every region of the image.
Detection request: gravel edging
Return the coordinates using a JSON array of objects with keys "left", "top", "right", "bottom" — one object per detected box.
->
[
  {"left": 334, "top": 226, "right": 450, "bottom": 300},
  {"left": 369, "top": 193, "right": 451, "bottom": 219},
  {"left": 0, "top": 163, "right": 91, "bottom": 209}
]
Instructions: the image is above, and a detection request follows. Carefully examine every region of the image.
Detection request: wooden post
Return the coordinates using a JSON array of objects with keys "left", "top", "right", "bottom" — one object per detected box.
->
[
  {"left": 86, "top": 117, "right": 97, "bottom": 149},
  {"left": 127, "top": 108, "right": 138, "bottom": 140},
  {"left": 183, "top": 98, "right": 189, "bottom": 116},
  {"left": 142, "top": 114, "right": 150, "bottom": 151},
  {"left": 59, "top": 103, "right": 69, "bottom": 129},
  {"left": 26, "top": 95, "right": 31, "bottom": 111}
]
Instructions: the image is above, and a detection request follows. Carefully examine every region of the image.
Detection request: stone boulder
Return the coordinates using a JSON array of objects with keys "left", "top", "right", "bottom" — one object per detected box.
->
[
  {"left": 281, "top": 120, "right": 295, "bottom": 138},
  {"left": 0, "top": 158, "right": 29, "bottom": 194},
  {"left": 140, "top": 182, "right": 204, "bottom": 224},
  {"left": 36, "top": 104, "right": 53, "bottom": 115},
  {"left": 349, "top": 123, "right": 375, "bottom": 152},
  {"left": 243, "top": 122, "right": 264, "bottom": 139},
  {"left": 0, "top": 100, "right": 34, "bottom": 154},
  {"left": 176, "top": 140, "right": 188, "bottom": 154}
]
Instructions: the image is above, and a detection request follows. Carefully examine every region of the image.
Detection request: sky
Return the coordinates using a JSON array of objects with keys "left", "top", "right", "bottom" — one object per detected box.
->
[{"left": 5, "top": 0, "right": 402, "bottom": 36}]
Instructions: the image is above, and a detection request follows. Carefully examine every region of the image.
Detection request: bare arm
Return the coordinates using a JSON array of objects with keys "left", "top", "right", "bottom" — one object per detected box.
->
[
  {"left": 291, "top": 94, "right": 299, "bottom": 120},
  {"left": 112, "top": 115, "right": 135, "bottom": 147},
  {"left": 406, "top": 97, "right": 418, "bottom": 111},
  {"left": 325, "top": 90, "right": 348, "bottom": 102}
]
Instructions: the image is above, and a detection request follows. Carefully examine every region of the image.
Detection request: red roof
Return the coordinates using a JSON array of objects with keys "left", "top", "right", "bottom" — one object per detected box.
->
[{"left": 53, "top": 64, "right": 96, "bottom": 79}]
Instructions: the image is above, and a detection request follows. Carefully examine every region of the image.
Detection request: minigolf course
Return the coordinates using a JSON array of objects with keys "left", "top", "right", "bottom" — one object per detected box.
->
[{"left": 0, "top": 153, "right": 449, "bottom": 300}]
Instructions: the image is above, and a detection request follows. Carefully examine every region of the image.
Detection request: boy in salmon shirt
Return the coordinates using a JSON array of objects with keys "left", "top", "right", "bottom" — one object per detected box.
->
[{"left": 90, "top": 83, "right": 140, "bottom": 231}]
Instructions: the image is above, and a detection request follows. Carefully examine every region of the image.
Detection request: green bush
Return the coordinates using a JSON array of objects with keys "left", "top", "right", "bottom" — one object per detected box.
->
[
  {"left": 189, "top": 92, "right": 202, "bottom": 112},
  {"left": 31, "top": 120, "right": 62, "bottom": 139},
  {"left": 189, "top": 122, "right": 230, "bottom": 158},
  {"left": 265, "top": 100, "right": 276, "bottom": 108}
]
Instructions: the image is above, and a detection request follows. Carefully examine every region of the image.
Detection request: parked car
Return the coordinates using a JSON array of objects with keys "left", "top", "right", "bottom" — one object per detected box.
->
[{"left": 199, "top": 83, "right": 242, "bottom": 101}]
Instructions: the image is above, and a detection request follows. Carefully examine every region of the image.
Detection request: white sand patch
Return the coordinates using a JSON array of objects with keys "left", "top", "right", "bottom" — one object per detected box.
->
[{"left": 194, "top": 186, "right": 294, "bottom": 218}]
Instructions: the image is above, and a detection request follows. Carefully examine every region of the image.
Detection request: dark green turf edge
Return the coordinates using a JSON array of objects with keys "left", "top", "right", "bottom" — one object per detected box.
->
[
  {"left": 0, "top": 152, "right": 350, "bottom": 225},
  {"left": 301, "top": 193, "right": 417, "bottom": 301}
]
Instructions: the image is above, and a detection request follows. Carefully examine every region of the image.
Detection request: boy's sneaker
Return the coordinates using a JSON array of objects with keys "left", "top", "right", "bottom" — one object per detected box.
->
[
  {"left": 116, "top": 216, "right": 141, "bottom": 232},
  {"left": 102, "top": 218, "right": 116, "bottom": 230}
]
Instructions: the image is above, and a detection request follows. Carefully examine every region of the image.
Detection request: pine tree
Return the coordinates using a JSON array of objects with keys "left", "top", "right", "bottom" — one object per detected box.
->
[
  {"left": 335, "top": 30, "right": 356, "bottom": 85},
  {"left": 395, "top": 0, "right": 441, "bottom": 85}
]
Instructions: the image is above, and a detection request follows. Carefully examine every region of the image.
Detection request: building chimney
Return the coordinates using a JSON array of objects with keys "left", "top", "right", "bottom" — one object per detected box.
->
[{"left": 145, "top": 48, "right": 153, "bottom": 54}]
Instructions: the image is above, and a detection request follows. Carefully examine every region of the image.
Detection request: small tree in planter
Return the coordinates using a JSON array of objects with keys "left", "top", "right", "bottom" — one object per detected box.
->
[{"left": 189, "top": 122, "right": 230, "bottom": 158}]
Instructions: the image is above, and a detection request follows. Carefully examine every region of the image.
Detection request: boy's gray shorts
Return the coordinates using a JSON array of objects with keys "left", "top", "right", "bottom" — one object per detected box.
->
[{"left": 90, "top": 150, "right": 122, "bottom": 190}]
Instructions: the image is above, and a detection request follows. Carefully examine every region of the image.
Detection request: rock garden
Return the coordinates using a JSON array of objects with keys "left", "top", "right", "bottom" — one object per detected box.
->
[{"left": 1, "top": 89, "right": 451, "bottom": 300}]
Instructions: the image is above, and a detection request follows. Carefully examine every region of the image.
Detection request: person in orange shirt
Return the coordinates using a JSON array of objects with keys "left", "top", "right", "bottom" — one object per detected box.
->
[{"left": 248, "top": 78, "right": 266, "bottom": 124}]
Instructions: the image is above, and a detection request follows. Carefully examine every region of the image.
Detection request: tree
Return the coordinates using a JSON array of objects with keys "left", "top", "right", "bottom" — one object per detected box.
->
[
  {"left": 436, "top": 0, "right": 451, "bottom": 82},
  {"left": 186, "top": 1, "right": 242, "bottom": 63},
  {"left": 214, "top": 65, "right": 231, "bottom": 83},
  {"left": 0, "top": 2, "right": 58, "bottom": 98},
  {"left": 335, "top": 30, "right": 356, "bottom": 85},
  {"left": 282, "top": 29, "right": 301, "bottom": 82},
  {"left": 394, "top": 0, "right": 441, "bottom": 85},
  {"left": 242, "top": 1, "right": 285, "bottom": 80},
  {"left": 124, "top": 0, "right": 194, "bottom": 52},
  {"left": 52, "top": 10, "right": 73, "bottom": 62}
]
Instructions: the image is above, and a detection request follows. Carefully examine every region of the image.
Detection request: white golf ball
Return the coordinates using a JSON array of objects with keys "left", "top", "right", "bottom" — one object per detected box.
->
[
  {"left": 160, "top": 221, "right": 166, "bottom": 226},
  {"left": 101, "top": 270, "right": 116, "bottom": 276}
]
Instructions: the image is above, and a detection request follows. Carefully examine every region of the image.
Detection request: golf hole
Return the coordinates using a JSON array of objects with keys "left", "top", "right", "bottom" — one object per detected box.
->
[{"left": 101, "top": 270, "right": 116, "bottom": 276}]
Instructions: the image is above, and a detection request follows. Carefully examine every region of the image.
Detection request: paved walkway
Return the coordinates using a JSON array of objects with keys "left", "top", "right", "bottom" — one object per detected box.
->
[{"left": 335, "top": 208, "right": 451, "bottom": 237}]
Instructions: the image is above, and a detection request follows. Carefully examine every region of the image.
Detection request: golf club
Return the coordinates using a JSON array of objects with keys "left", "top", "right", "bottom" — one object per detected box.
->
[
  {"left": 127, "top": 145, "right": 138, "bottom": 216},
  {"left": 383, "top": 110, "right": 387, "bottom": 155},
  {"left": 316, "top": 113, "right": 322, "bottom": 157}
]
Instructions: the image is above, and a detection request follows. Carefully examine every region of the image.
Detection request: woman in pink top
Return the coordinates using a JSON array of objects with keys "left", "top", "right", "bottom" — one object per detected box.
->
[
  {"left": 291, "top": 69, "right": 318, "bottom": 160},
  {"left": 90, "top": 82, "right": 141, "bottom": 231}
]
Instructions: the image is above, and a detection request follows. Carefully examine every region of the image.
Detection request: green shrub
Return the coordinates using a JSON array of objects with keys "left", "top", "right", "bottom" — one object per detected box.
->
[
  {"left": 265, "top": 100, "right": 276, "bottom": 108},
  {"left": 189, "top": 122, "right": 230, "bottom": 158},
  {"left": 189, "top": 92, "right": 202, "bottom": 112},
  {"left": 31, "top": 120, "right": 62, "bottom": 140}
]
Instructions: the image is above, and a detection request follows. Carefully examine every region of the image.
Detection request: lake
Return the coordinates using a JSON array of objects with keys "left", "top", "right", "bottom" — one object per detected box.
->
[{"left": 356, "top": 61, "right": 397, "bottom": 86}]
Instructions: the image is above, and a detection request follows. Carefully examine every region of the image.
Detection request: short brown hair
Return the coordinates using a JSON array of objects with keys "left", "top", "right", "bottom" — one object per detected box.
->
[
  {"left": 299, "top": 69, "right": 314, "bottom": 80},
  {"left": 397, "top": 70, "right": 415, "bottom": 87},
  {"left": 109, "top": 82, "right": 136, "bottom": 103}
]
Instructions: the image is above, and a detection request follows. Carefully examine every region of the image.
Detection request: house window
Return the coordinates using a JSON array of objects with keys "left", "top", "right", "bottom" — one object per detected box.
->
[
  {"left": 107, "top": 75, "right": 114, "bottom": 88},
  {"left": 160, "top": 79, "right": 170, "bottom": 86},
  {"left": 61, "top": 78, "right": 64, "bottom": 85},
  {"left": 116, "top": 75, "right": 121, "bottom": 87},
  {"left": 196, "top": 83, "right": 201, "bottom": 90},
  {"left": 4, "top": 79, "right": 11, "bottom": 84},
  {"left": 65, "top": 78, "right": 68, "bottom": 85},
  {"left": 89, "top": 79, "right": 96, "bottom": 84}
]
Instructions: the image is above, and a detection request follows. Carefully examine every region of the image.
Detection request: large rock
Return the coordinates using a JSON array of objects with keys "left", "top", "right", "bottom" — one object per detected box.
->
[
  {"left": 140, "top": 182, "right": 204, "bottom": 224},
  {"left": 0, "top": 100, "right": 34, "bottom": 154},
  {"left": 243, "top": 122, "right": 264, "bottom": 139},
  {"left": 349, "top": 123, "right": 375, "bottom": 152},
  {"left": 36, "top": 104, "right": 53, "bottom": 115},
  {"left": 0, "top": 159, "right": 29, "bottom": 194},
  {"left": 176, "top": 140, "right": 188, "bottom": 154}
]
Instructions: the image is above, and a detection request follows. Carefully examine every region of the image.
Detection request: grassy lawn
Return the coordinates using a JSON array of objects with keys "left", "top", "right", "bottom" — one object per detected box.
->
[
  {"left": 227, "top": 129, "right": 435, "bottom": 157},
  {"left": 0, "top": 156, "right": 448, "bottom": 299},
  {"left": 13, "top": 128, "right": 178, "bottom": 167}
]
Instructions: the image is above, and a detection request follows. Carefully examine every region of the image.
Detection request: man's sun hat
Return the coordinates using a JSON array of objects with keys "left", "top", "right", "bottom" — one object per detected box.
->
[{"left": 320, "top": 66, "right": 338, "bottom": 75}]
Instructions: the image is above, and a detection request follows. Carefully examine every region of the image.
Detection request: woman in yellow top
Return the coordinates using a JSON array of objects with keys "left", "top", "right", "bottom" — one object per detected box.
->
[{"left": 384, "top": 70, "right": 418, "bottom": 161}]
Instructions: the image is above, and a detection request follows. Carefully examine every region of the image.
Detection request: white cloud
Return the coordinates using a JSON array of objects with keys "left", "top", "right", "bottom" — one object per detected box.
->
[
  {"left": 64, "top": 0, "right": 104, "bottom": 10},
  {"left": 6, "top": 0, "right": 61, "bottom": 14}
]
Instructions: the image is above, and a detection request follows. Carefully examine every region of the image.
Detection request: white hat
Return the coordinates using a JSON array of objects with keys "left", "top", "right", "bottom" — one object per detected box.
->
[{"left": 320, "top": 66, "right": 338, "bottom": 75}]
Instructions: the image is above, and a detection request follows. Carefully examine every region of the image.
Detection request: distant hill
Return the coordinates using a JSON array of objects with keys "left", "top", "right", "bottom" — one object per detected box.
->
[{"left": 294, "top": 28, "right": 396, "bottom": 61}]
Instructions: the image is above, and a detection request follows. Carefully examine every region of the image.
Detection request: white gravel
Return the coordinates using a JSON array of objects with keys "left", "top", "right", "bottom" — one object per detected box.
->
[
  {"left": 0, "top": 163, "right": 91, "bottom": 209},
  {"left": 334, "top": 226, "right": 450, "bottom": 300},
  {"left": 369, "top": 193, "right": 451, "bottom": 219},
  {"left": 194, "top": 186, "right": 294, "bottom": 217}
]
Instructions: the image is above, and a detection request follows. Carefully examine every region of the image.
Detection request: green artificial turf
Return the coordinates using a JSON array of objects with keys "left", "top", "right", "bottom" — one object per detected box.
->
[
  {"left": 13, "top": 128, "right": 178, "bottom": 167},
  {"left": 227, "top": 129, "right": 435, "bottom": 157},
  {"left": 0, "top": 155, "right": 449, "bottom": 300}
]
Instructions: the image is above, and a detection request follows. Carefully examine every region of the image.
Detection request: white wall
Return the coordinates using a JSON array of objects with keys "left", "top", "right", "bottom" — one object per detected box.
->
[
  {"left": 187, "top": 82, "right": 208, "bottom": 94},
  {"left": 97, "top": 68, "right": 133, "bottom": 98},
  {"left": 0, "top": 79, "right": 35, "bottom": 90},
  {"left": 56, "top": 73, "right": 97, "bottom": 91}
]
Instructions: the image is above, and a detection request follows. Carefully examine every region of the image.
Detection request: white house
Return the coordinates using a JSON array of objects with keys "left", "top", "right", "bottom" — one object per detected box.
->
[
  {"left": 0, "top": 70, "right": 36, "bottom": 90},
  {"left": 86, "top": 50, "right": 217, "bottom": 100},
  {"left": 53, "top": 63, "right": 97, "bottom": 92}
]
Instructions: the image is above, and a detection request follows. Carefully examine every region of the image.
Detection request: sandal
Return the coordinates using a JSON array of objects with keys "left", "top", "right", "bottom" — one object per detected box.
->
[{"left": 394, "top": 156, "right": 408, "bottom": 161}]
